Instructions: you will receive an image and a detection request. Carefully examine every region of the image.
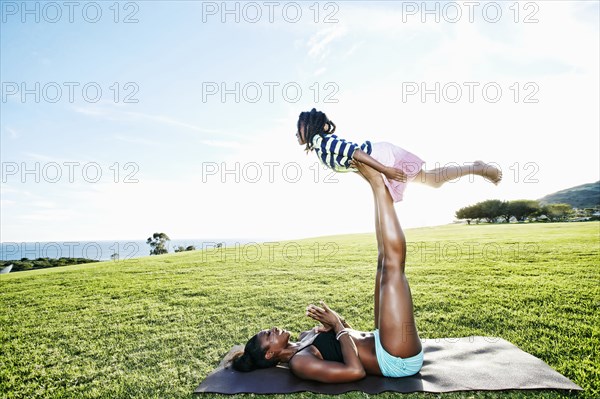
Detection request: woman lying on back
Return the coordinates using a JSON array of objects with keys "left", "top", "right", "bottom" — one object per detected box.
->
[{"left": 231, "top": 161, "right": 424, "bottom": 382}]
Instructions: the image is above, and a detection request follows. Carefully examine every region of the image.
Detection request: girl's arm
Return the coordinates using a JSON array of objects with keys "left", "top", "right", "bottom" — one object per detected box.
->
[
  {"left": 352, "top": 149, "right": 407, "bottom": 182},
  {"left": 316, "top": 134, "right": 406, "bottom": 182}
]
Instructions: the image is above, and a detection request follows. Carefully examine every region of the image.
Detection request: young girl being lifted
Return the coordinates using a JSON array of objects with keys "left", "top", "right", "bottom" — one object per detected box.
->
[{"left": 296, "top": 108, "right": 502, "bottom": 202}]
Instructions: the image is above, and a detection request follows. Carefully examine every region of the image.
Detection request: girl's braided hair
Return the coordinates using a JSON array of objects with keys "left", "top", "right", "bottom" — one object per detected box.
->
[{"left": 297, "top": 108, "right": 336, "bottom": 152}]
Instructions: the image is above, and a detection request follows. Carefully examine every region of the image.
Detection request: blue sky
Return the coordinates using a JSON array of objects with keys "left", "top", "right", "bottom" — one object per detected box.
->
[{"left": 1, "top": 1, "right": 599, "bottom": 242}]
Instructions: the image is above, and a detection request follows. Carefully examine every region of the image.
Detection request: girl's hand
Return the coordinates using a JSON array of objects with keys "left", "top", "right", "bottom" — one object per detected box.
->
[
  {"left": 384, "top": 166, "right": 407, "bottom": 183},
  {"left": 306, "top": 301, "right": 342, "bottom": 331}
]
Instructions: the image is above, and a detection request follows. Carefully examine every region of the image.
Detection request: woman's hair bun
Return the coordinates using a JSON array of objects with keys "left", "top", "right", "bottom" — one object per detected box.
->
[{"left": 232, "top": 352, "right": 257, "bottom": 372}]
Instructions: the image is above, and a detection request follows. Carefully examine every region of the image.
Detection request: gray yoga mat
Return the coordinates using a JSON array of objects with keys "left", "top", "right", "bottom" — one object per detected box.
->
[{"left": 194, "top": 336, "right": 582, "bottom": 394}]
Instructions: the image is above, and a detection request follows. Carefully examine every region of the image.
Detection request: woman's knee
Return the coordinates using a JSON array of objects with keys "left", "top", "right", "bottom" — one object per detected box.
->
[
  {"left": 381, "top": 256, "right": 405, "bottom": 277},
  {"left": 382, "top": 248, "right": 404, "bottom": 267}
]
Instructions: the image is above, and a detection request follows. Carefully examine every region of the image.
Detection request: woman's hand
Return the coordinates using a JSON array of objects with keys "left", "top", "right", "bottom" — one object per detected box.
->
[
  {"left": 384, "top": 166, "right": 407, "bottom": 183},
  {"left": 306, "top": 301, "right": 344, "bottom": 332},
  {"left": 313, "top": 324, "right": 332, "bottom": 333},
  {"left": 309, "top": 305, "right": 349, "bottom": 333}
]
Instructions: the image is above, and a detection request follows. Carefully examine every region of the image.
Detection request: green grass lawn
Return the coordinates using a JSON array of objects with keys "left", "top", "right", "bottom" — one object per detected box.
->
[{"left": 1, "top": 222, "right": 598, "bottom": 399}]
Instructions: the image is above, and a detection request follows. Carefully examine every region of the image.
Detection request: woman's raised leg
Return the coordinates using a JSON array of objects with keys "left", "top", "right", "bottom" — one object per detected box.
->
[
  {"left": 355, "top": 168, "right": 385, "bottom": 329},
  {"left": 358, "top": 163, "right": 422, "bottom": 358},
  {"left": 356, "top": 169, "right": 385, "bottom": 329},
  {"left": 372, "top": 188, "right": 384, "bottom": 329}
]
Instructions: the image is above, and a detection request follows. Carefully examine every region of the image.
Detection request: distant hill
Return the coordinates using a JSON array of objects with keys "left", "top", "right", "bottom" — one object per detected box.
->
[{"left": 539, "top": 181, "right": 600, "bottom": 208}]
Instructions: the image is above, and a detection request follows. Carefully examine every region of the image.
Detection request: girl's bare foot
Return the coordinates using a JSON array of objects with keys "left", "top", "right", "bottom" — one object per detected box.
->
[{"left": 474, "top": 160, "right": 502, "bottom": 185}]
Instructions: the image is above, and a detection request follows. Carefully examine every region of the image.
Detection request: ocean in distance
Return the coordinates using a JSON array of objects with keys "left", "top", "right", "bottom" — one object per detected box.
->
[{"left": 0, "top": 238, "right": 269, "bottom": 262}]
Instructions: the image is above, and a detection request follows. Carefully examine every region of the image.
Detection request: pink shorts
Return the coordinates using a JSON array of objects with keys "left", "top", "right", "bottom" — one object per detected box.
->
[{"left": 370, "top": 142, "right": 424, "bottom": 202}]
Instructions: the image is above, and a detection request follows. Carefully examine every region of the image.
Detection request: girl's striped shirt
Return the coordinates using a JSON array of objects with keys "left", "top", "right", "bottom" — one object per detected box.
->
[{"left": 311, "top": 134, "right": 372, "bottom": 173}]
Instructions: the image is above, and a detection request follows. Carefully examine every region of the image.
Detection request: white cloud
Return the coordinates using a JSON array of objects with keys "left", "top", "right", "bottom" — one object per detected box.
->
[
  {"left": 334, "top": 3, "right": 443, "bottom": 36},
  {"left": 72, "top": 105, "right": 224, "bottom": 135},
  {"left": 30, "top": 200, "right": 57, "bottom": 209},
  {"left": 4, "top": 127, "right": 20, "bottom": 139},
  {"left": 72, "top": 106, "right": 106, "bottom": 117},
  {"left": 123, "top": 110, "right": 220, "bottom": 133},
  {"left": 0, "top": 184, "right": 30, "bottom": 196},
  {"left": 0, "top": 199, "right": 16, "bottom": 207},
  {"left": 344, "top": 40, "right": 365, "bottom": 58},
  {"left": 198, "top": 139, "right": 242, "bottom": 149},
  {"left": 307, "top": 26, "right": 348, "bottom": 60},
  {"left": 314, "top": 67, "right": 327, "bottom": 76},
  {"left": 19, "top": 209, "right": 80, "bottom": 222},
  {"left": 20, "top": 152, "right": 60, "bottom": 162},
  {"left": 114, "top": 134, "right": 161, "bottom": 147}
]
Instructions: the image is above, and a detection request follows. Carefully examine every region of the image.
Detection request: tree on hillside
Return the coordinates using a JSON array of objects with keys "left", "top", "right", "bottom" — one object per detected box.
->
[
  {"left": 479, "top": 199, "right": 509, "bottom": 222},
  {"left": 174, "top": 245, "right": 196, "bottom": 253},
  {"left": 456, "top": 200, "right": 507, "bottom": 223},
  {"left": 456, "top": 199, "right": 579, "bottom": 224},
  {"left": 543, "top": 203, "right": 574, "bottom": 222},
  {"left": 507, "top": 200, "right": 540, "bottom": 221},
  {"left": 147, "top": 232, "right": 170, "bottom": 255},
  {"left": 456, "top": 204, "right": 479, "bottom": 224}
]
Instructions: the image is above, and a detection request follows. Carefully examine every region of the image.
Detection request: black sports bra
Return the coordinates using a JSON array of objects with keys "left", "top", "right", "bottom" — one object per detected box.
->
[{"left": 301, "top": 331, "right": 344, "bottom": 362}]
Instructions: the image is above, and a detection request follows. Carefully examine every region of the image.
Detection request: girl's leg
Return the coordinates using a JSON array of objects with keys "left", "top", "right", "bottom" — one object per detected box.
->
[
  {"left": 371, "top": 179, "right": 422, "bottom": 358},
  {"left": 415, "top": 160, "right": 502, "bottom": 188}
]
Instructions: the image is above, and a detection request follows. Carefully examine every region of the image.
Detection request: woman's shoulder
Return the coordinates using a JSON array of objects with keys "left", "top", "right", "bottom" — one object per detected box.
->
[
  {"left": 289, "top": 345, "right": 323, "bottom": 368},
  {"left": 289, "top": 329, "right": 323, "bottom": 365}
]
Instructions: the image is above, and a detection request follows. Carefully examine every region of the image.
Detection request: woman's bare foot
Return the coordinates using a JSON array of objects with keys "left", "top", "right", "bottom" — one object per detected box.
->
[
  {"left": 355, "top": 161, "right": 384, "bottom": 187},
  {"left": 351, "top": 160, "right": 369, "bottom": 183},
  {"left": 474, "top": 160, "right": 502, "bottom": 185}
]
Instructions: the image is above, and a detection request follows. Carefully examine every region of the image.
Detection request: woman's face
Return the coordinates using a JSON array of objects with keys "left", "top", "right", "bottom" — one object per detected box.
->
[
  {"left": 257, "top": 327, "right": 291, "bottom": 360},
  {"left": 296, "top": 122, "right": 306, "bottom": 145}
]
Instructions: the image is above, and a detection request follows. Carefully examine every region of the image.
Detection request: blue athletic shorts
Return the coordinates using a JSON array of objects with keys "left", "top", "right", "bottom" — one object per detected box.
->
[{"left": 373, "top": 329, "right": 424, "bottom": 377}]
